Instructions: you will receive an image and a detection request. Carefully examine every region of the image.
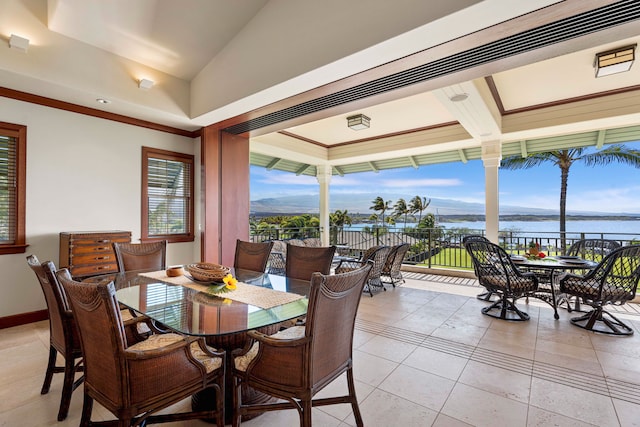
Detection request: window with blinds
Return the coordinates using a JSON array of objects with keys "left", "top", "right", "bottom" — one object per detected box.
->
[
  {"left": 142, "top": 147, "right": 194, "bottom": 243},
  {"left": 0, "top": 122, "right": 27, "bottom": 254}
]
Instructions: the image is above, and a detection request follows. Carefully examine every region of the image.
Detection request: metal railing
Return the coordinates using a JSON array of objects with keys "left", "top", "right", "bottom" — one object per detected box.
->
[{"left": 251, "top": 226, "right": 640, "bottom": 271}]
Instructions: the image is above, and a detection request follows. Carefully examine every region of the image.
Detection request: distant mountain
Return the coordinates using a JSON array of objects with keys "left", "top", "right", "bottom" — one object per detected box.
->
[{"left": 250, "top": 193, "right": 633, "bottom": 216}]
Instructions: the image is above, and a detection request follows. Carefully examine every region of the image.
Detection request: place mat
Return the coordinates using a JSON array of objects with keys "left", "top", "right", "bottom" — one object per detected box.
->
[{"left": 139, "top": 271, "right": 305, "bottom": 309}]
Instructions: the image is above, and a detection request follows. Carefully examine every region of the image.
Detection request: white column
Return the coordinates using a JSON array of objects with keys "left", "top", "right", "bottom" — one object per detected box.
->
[
  {"left": 481, "top": 140, "right": 501, "bottom": 243},
  {"left": 316, "top": 165, "right": 332, "bottom": 246}
]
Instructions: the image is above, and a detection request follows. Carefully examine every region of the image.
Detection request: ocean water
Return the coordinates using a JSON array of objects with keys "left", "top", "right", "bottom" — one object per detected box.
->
[{"left": 347, "top": 220, "right": 640, "bottom": 240}]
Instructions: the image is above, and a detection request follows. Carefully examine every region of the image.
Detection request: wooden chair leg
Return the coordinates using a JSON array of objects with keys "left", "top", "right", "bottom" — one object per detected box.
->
[
  {"left": 80, "top": 393, "right": 93, "bottom": 427},
  {"left": 232, "top": 377, "right": 242, "bottom": 427},
  {"left": 57, "top": 355, "right": 76, "bottom": 420},
  {"left": 41, "top": 346, "right": 57, "bottom": 394},
  {"left": 302, "top": 399, "right": 312, "bottom": 427},
  {"left": 347, "top": 368, "right": 363, "bottom": 427}
]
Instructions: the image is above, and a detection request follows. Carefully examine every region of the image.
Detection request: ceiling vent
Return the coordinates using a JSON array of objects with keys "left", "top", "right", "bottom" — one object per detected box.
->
[{"left": 224, "top": 0, "right": 640, "bottom": 135}]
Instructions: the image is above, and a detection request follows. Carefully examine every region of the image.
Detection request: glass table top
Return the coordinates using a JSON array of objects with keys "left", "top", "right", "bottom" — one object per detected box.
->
[{"left": 92, "top": 268, "right": 310, "bottom": 337}]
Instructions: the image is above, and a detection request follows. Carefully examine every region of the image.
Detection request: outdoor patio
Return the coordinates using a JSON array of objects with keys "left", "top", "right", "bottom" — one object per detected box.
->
[{"left": 1, "top": 274, "right": 639, "bottom": 426}]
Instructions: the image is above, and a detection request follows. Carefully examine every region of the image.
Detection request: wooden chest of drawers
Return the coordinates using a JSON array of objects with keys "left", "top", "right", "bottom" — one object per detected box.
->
[{"left": 59, "top": 231, "right": 131, "bottom": 278}]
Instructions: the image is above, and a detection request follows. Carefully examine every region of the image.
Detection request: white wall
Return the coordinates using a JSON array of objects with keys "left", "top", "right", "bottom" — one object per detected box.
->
[{"left": 0, "top": 97, "right": 201, "bottom": 318}]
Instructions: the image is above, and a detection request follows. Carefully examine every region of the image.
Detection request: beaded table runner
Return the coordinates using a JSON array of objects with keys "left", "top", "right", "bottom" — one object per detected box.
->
[{"left": 139, "top": 270, "right": 305, "bottom": 309}]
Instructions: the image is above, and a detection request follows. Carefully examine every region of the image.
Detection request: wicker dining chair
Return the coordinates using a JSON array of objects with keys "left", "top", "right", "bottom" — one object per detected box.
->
[
  {"left": 231, "top": 263, "right": 372, "bottom": 427},
  {"left": 381, "top": 243, "right": 410, "bottom": 287},
  {"left": 112, "top": 240, "right": 167, "bottom": 272},
  {"left": 26, "top": 255, "right": 84, "bottom": 421},
  {"left": 335, "top": 245, "right": 391, "bottom": 296},
  {"left": 465, "top": 240, "right": 539, "bottom": 321},
  {"left": 234, "top": 239, "right": 274, "bottom": 272},
  {"left": 560, "top": 245, "right": 640, "bottom": 335},
  {"left": 56, "top": 268, "right": 226, "bottom": 427},
  {"left": 284, "top": 243, "right": 336, "bottom": 281}
]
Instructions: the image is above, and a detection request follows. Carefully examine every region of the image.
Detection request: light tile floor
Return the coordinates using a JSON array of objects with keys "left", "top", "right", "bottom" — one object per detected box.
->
[{"left": 2, "top": 277, "right": 640, "bottom": 427}]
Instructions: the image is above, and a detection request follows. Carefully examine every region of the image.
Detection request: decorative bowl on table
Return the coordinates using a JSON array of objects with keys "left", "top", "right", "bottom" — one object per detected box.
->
[
  {"left": 165, "top": 266, "right": 184, "bottom": 277},
  {"left": 185, "top": 262, "right": 231, "bottom": 283}
]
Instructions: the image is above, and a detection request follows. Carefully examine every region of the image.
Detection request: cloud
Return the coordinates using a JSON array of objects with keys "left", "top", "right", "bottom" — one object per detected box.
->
[
  {"left": 568, "top": 186, "right": 640, "bottom": 213},
  {"left": 381, "top": 178, "right": 463, "bottom": 187},
  {"left": 254, "top": 172, "right": 318, "bottom": 186}
]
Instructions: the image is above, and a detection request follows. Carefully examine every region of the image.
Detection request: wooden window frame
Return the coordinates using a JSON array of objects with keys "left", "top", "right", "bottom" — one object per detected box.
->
[
  {"left": 0, "top": 122, "right": 27, "bottom": 255},
  {"left": 141, "top": 146, "right": 194, "bottom": 243}
]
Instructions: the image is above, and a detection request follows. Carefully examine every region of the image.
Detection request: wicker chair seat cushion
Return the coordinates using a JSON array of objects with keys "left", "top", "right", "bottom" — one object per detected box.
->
[
  {"left": 234, "top": 326, "right": 305, "bottom": 372},
  {"left": 127, "top": 333, "right": 222, "bottom": 373},
  {"left": 561, "top": 279, "right": 633, "bottom": 301},
  {"left": 482, "top": 275, "right": 537, "bottom": 292}
]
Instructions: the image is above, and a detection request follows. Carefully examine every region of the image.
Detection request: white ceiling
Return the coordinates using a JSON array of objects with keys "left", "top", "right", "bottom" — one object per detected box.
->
[
  {"left": 46, "top": 0, "right": 269, "bottom": 81},
  {"left": 2, "top": 0, "right": 640, "bottom": 174}
]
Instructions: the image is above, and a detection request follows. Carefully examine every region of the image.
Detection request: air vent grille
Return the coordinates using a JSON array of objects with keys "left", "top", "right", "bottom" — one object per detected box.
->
[{"left": 225, "top": 1, "right": 640, "bottom": 135}]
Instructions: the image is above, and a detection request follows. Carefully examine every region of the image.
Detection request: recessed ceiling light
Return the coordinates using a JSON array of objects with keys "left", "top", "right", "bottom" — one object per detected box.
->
[
  {"left": 138, "top": 78, "right": 154, "bottom": 90},
  {"left": 449, "top": 93, "right": 469, "bottom": 102},
  {"left": 96, "top": 98, "right": 111, "bottom": 104}
]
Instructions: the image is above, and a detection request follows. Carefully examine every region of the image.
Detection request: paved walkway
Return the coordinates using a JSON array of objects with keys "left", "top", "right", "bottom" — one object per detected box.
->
[{"left": 403, "top": 270, "right": 640, "bottom": 317}]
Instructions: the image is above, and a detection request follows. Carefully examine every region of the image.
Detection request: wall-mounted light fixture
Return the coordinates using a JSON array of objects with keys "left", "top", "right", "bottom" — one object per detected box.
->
[
  {"left": 347, "top": 114, "right": 370, "bottom": 130},
  {"left": 9, "top": 34, "right": 29, "bottom": 52},
  {"left": 594, "top": 44, "right": 636, "bottom": 77},
  {"left": 138, "top": 78, "right": 154, "bottom": 90}
]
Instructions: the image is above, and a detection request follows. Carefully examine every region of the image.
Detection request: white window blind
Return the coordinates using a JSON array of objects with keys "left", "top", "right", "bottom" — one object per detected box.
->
[{"left": 0, "top": 134, "right": 17, "bottom": 244}]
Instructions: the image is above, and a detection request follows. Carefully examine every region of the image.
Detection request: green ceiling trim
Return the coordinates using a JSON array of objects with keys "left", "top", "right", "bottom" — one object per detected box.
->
[{"left": 250, "top": 124, "right": 640, "bottom": 176}]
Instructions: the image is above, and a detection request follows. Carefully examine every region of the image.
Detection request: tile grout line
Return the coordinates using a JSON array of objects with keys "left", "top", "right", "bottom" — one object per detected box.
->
[{"left": 355, "top": 317, "right": 640, "bottom": 406}]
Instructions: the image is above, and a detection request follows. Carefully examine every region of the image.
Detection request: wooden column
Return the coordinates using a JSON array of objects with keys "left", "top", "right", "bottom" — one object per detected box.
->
[{"left": 201, "top": 127, "right": 250, "bottom": 265}]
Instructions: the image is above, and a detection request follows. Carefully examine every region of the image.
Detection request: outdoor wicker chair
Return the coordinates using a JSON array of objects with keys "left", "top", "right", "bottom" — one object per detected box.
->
[
  {"left": 56, "top": 268, "right": 226, "bottom": 427},
  {"left": 560, "top": 245, "right": 640, "bottom": 335},
  {"left": 231, "top": 263, "right": 372, "bottom": 427},
  {"left": 567, "top": 238, "right": 621, "bottom": 259},
  {"left": 26, "top": 255, "right": 84, "bottom": 421},
  {"left": 112, "top": 240, "right": 167, "bottom": 272},
  {"left": 285, "top": 243, "right": 336, "bottom": 281},
  {"left": 234, "top": 239, "right": 274, "bottom": 272},
  {"left": 267, "top": 240, "right": 287, "bottom": 275},
  {"left": 336, "top": 245, "right": 391, "bottom": 296},
  {"left": 462, "top": 235, "right": 501, "bottom": 302},
  {"left": 381, "top": 243, "right": 410, "bottom": 287},
  {"left": 465, "top": 240, "right": 539, "bottom": 321}
]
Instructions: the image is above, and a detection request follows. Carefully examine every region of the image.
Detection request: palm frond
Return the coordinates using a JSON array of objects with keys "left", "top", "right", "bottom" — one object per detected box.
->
[
  {"left": 501, "top": 152, "right": 560, "bottom": 169},
  {"left": 579, "top": 145, "right": 640, "bottom": 167}
]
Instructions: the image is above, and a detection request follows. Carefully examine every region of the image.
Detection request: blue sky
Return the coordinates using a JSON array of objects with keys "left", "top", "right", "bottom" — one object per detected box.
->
[{"left": 250, "top": 142, "right": 640, "bottom": 214}]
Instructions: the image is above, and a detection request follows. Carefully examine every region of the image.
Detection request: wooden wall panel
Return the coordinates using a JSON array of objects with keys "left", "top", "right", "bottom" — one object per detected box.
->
[{"left": 201, "top": 127, "right": 250, "bottom": 265}]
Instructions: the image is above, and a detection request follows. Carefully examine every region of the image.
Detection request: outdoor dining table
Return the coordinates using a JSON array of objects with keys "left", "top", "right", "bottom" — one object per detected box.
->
[
  {"left": 509, "top": 255, "right": 598, "bottom": 319},
  {"left": 85, "top": 267, "right": 311, "bottom": 423}
]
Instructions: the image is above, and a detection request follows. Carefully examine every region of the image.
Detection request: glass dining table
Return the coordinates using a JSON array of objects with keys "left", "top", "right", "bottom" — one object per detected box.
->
[
  {"left": 85, "top": 267, "right": 311, "bottom": 423},
  {"left": 509, "top": 255, "right": 598, "bottom": 318}
]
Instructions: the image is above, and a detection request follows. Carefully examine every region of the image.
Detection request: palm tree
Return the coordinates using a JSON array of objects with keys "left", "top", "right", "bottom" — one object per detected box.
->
[
  {"left": 393, "top": 198, "right": 410, "bottom": 227},
  {"left": 409, "top": 196, "right": 431, "bottom": 223},
  {"left": 370, "top": 196, "right": 391, "bottom": 227},
  {"left": 501, "top": 145, "right": 640, "bottom": 249},
  {"left": 329, "top": 209, "right": 352, "bottom": 245}
]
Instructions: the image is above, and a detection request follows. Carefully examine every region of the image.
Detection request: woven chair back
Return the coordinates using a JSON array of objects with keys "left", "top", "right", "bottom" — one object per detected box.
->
[
  {"left": 56, "top": 269, "right": 127, "bottom": 408},
  {"left": 306, "top": 264, "right": 372, "bottom": 384},
  {"left": 562, "top": 245, "right": 640, "bottom": 302},
  {"left": 464, "top": 240, "right": 538, "bottom": 294},
  {"left": 27, "top": 256, "right": 76, "bottom": 351},
  {"left": 113, "top": 240, "right": 167, "bottom": 272},
  {"left": 234, "top": 240, "right": 274, "bottom": 272},
  {"left": 285, "top": 244, "right": 336, "bottom": 281}
]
